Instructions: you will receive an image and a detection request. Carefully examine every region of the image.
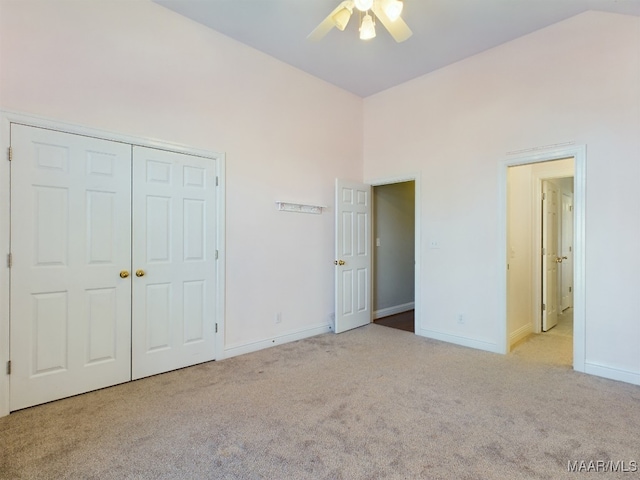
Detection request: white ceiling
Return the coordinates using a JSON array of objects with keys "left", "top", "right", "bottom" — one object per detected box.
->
[{"left": 153, "top": 0, "right": 640, "bottom": 97}]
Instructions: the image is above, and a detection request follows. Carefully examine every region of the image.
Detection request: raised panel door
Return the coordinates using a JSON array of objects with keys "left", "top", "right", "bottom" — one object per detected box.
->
[
  {"left": 335, "top": 179, "right": 371, "bottom": 333},
  {"left": 131, "top": 146, "right": 217, "bottom": 379},
  {"left": 542, "top": 180, "right": 559, "bottom": 332},
  {"left": 10, "top": 125, "right": 132, "bottom": 411}
]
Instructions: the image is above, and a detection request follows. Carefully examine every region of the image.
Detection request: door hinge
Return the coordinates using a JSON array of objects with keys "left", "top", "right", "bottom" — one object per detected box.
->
[
  {"left": 569, "top": 246, "right": 572, "bottom": 252},
  {"left": 542, "top": 303, "right": 546, "bottom": 311},
  {"left": 569, "top": 286, "right": 572, "bottom": 293},
  {"left": 8, "top": 147, "right": 12, "bottom": 162},
  {"left": 569, "top": 205, "right": 573, "bottom": 212},
  {"left": 542, "top": 192, "right": 546, "bottom": 200},
  {"left": 215, "top": 323, "right": 218, "bottom": 334},
  {"left": 215, "top": 250, "right": 219, "bottom": 260},
  {"left": 215, "top": 176, "right": 219, "bottom": 187},
  {"left": 6, "top": 360, "right": 11, "bottom": 375},
  {"left": 7, "top": 253, "right": 12, "bottom": 268},
  {"left": 542, "top": 247, "right": 546, "bottom": 255}
]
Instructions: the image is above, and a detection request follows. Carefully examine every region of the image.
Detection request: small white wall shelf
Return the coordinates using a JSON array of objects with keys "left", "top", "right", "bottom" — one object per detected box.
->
[{"left": 276, "top": 201, "right": 326, "bottom": 215}]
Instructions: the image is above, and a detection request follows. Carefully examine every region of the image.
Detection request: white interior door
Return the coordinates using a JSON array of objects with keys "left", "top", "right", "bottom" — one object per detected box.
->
[
  {"left": 10, "top": 125, "right": 132, "bottom": 411},
  {"left": 561, "top": 192, "right": 574, "bottom": 311},
  {"left": 542, "top": 180, "right": 559, "bottom": 332},
  {"left": 131, "top": 146, "right": 217, "bottom": 379},
  {"left": 335, "top": 179, "right": 371, "bottom": 333}
]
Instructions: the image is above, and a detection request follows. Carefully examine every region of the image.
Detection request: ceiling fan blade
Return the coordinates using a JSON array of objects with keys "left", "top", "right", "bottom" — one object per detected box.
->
[
  {"left": 372, "top": 3, "right": 413, "bottom": 43},
  {"left": 307, "top": 1, "right": 354, "bottom": 41}
]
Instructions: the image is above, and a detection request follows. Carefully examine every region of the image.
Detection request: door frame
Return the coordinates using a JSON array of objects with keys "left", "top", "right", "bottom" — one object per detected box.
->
[
  {"left": 0, "top": 110, "right": 226, "bottom": 417},
  {"left": 367, "top": 174, "right": 421, "bottom": 335},
  {"left": 498, "top": 145, "right": 585, "bottom": 372}
]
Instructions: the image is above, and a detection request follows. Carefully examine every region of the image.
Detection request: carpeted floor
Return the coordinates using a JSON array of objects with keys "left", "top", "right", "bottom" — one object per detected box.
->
[
  {"left": 2, "top": 320, "right": 639, "bottom": 479},
  {"left": 510, "top": 308, "right": 574, "bottom": 366}
]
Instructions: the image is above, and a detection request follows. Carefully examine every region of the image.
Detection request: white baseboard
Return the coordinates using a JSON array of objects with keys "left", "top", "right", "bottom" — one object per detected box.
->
[
  {"left": 223, "top": 323, "right": 332, "bottom": 360},
  {"left": 584, "top": 362, "right": 640, "bottom": 386},
  {"left": 373, "top": 302, "right": 415, "bottom": 320},
  {"left": 417, "top": 328, "right": 501, "bottom": 354},
  {"left": 509, "top": 323, "right": 533, "bottom": 349}
]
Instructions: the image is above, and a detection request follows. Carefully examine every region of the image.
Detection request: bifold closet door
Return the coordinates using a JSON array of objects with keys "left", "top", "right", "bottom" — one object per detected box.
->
[
  {"left": 10, "top": 125, "right": 132, "bottom": 411},
  {"left": 131, "top": 146, "right": 217, "bottom": 380}
]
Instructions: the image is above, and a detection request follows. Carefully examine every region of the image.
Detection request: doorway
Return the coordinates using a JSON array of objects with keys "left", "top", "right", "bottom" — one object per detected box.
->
[
  {"left": 372, "top": 181, "right": 416, "bottom": 333},
  {"left": 504, "top": 151, "right": 583, "bottom": 369}
]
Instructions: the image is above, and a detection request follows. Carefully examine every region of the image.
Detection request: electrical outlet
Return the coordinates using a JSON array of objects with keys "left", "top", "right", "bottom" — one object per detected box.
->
[
  {"left": 429, "top": 240, "right": 440, "bottom": 249},
  {"left": 275, "top": 312, "right": 282, "bottom": 324}
]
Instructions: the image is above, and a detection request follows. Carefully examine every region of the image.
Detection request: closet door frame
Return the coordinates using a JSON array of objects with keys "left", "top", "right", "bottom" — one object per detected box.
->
[{"left": 0, "top": 110, "right": 226, "bottom": 418}]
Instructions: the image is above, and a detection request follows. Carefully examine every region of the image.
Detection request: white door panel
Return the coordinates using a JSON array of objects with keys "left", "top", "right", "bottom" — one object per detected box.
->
[
  {"left": 542, "top": 180, "right": 559, "bottom": 332},
  {"left": 131, "top": 146, "right": 216, "bottom": 379},
  {"left": 561, "top": 192, "right": 574, "bottom": 311},
  {"left": 10, "top": 125, "right": 132, "bottom": 410},
  {"left": 335, "top": 179, "right": 371, "bottom": 333}
]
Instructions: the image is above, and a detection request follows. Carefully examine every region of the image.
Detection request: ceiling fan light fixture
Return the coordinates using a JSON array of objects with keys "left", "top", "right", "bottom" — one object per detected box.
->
[
  {"left": 354, "top": 0, "right": 374, "bottom": 13},
  {"left": 384, "top": 0, "right": 403, "bottom": 21},
  {"left": 331, "top": 6, "right": 353, "bottom": 31},
  {"left": 359, "top": 12, "right": 376, "bottom": 40}
]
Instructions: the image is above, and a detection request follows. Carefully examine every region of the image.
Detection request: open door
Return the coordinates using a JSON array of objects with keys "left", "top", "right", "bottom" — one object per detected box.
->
[
  {"left": 542, "top": 180, "right": 559, "bottom": 331},
  {"left": 561, "top": 192, "right": 574, "bottom": 311},
  {"left": 334, "top": 179, "right": 371, "bottom": 333}
]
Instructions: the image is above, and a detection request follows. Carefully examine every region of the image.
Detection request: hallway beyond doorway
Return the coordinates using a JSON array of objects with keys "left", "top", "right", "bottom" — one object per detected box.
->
[{"left": 374, "top": 310, "right": 414, "bottom": 333}]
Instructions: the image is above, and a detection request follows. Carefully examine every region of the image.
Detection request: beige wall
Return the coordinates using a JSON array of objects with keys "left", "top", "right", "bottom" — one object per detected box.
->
[
  {"left": 363, "top": 11, "right": 640, "bottom": 381},
  {"left": 0, "top": 0, "right": 363, "bottom": 355}
]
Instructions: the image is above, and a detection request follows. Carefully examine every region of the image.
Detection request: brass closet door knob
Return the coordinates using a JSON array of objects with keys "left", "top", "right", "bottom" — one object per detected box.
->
[
  {"left": 120, "top": 271, "right": 130, "bottom": 278},
  {"left": 135, "top": 269, "right": 145, "bottom": 277}
]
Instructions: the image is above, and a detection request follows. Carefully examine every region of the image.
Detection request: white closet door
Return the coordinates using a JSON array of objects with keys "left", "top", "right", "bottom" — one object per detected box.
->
[
  {"left": 10, "top": 125, "right": 132, "bottom": 411},
  {"left": 131, "top": 146, "right": 217, "bottom": 379}
]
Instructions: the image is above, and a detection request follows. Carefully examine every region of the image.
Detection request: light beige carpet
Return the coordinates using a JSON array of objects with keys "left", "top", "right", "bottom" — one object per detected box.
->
[
  {"left": 2, "top": 322, "right": 639, "bottom": 479},
  {"left": 510, "top": 308, "right": 574, "bottom": 366}
]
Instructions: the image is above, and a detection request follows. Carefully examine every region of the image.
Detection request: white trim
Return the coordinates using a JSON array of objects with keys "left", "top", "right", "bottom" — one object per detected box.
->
[
  {"left": 0, "top": 110, "right": 219, "bottom": 159},
  {"left": 373, "top": 302, "right": 415, "bottom": 320},
  {"left": 367, "top": 173, "right": 421, "bottom": 335},
  {"left": 509, "top": 323, "right": 533, "bottom": 347},
  {"left": 215, "top": 153, "right": 227, "bottom": 361},
  {"left": 0, "top": 110, "right": 226, "bottom": 416},
  {"left": 499, "top": 145, "right": 586, "bottom": 372},
  {"left": 585, "top": 362, "right": 640, "bottom": 386},
  {"left": 224, "top": 324, "right": 332, "bottom": 359},
  {"left": 420, "top": 329, "right": 501, "bottom": 354},
  {"left": 0, "top": 115, "right": 11, "bottom": 418}
]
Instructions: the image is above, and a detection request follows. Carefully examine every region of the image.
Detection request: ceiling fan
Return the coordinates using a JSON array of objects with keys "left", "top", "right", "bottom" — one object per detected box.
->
[{"left": 308, "top": 0, "right": 412, "bottom": 43}]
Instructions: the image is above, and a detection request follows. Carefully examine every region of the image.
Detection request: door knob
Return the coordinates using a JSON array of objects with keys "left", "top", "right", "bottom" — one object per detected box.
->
[
  {"left": 334, "top": 260, "right": 346, "bottom": 266},
  {"left": 135, "top": 269, "right": 145, "bottom": 277},
  {"left": 119, "top": 270, "right": 130, "bottom": 278}
]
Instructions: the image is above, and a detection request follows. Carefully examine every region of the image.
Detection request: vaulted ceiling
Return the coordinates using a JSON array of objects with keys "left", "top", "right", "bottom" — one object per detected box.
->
[{"left": 154, "top": 0, "right": 640, "bottom": 97}]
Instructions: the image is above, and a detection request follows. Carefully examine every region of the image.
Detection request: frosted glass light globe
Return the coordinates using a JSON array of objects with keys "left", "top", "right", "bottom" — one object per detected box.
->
[{"left": 354, "top": 0, "right": 374, "bottom": 12}]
